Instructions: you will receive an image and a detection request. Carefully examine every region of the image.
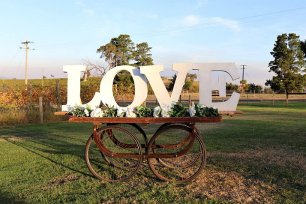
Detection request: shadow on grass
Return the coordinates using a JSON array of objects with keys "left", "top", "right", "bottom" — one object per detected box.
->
[
  {"left": 0, "top": 190, "right": 26, "bottom": 204},
  {"left": 4, "top": 138, "right": 93, "bottom": 178},
  {"left": 2, "top": 124, "right": 93, "bottom": 178}
]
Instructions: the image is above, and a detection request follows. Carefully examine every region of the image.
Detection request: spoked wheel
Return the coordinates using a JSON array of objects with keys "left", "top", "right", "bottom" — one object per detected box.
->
[
  {"left": 85, "top": 126, "right": 142, "bottom": 182},
  {"left": 147, "top": 124, "right": 206, "bottom": 183}
]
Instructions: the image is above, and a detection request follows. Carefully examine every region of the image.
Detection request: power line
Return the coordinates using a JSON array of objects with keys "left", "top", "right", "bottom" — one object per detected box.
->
[
  {"left": 236, "top": 6, "right": 306, "bottom": 21},
  {"left": 20, "top": 41, "right": 35, "bottom": 90},
  {"left": 136, "top": 6, "right": 306, "bottom": 38}
]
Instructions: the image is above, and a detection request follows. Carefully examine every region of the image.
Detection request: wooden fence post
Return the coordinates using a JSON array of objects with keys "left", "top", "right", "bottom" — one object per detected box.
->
[
  {"left": 39, "top": 96, "right": 43, "bottom": 124},
  {"left": 56, "top": 80, "right": 61, "bottom": 109},
  {"left": 246, "top": 93, "right": 249, "bottom": 104}
]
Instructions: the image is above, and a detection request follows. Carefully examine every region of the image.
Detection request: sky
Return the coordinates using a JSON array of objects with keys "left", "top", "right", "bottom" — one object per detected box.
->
[{"left": 0, "top": 0, "right": 306, "bottom": 86}]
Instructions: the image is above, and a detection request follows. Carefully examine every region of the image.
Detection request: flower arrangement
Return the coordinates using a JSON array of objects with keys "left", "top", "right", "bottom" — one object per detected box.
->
[
  {"left": 68, "top": 102, "right": 219, "bottom": 118},
  {"left": 134, "top": 106, "right": 153, "bottom": 117},
  {"left": 69, "top": 105, "right": 92, "bottom": 117}
]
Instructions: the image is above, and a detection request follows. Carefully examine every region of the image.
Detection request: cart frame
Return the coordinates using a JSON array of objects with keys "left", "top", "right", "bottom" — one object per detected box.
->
[{"left": 67, "top": 116, "right": 222, "bottom": 183}]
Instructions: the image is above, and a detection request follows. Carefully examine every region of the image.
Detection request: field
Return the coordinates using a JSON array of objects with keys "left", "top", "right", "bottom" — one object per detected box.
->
[{"left": 0, "top": 102, "right": 305, "bottom": 203}]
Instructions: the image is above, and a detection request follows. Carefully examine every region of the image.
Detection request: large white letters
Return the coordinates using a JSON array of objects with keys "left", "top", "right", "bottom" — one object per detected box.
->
[
  {"left": 195, "top": 63, "right": 240, "bottom": 111},
  {"left": 62, "top": 63, "right": 240, "bottom": 112},
  {"left": 62, "top": 65, "right": 86, "bottom": 111},
  {"left": 99, "top": 66, "right": 148, "bottom": 109},
  {"left": 140, "top": 64, "right": 192, "bottom": 107}
]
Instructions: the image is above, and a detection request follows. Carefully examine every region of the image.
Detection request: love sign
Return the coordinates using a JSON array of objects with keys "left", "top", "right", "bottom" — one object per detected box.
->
[{"left": 62, "top": 63, "right": 240, "bottom": 112}]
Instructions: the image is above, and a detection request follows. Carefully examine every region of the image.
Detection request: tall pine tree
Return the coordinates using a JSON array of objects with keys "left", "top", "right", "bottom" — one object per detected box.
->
[
  {"left": 301, "top": 40, "right": 306, "bottom": 89},
  {"left": 266, "top": 33, "right": 305, "bottom": 103},
  {"left": 97, "top": 34, "right": 153, "bottom": 68},
  {"left": 134, "top": 42, "right": 153, "bottom": 66}
]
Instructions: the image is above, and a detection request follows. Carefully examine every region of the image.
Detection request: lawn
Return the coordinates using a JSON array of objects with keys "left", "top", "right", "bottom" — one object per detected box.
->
[{"left": 0, "top": 102, "right": 305, "bottom": 203}]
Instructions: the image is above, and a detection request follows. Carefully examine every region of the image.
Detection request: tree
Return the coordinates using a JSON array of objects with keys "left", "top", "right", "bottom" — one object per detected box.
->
[
  {"left": 82, "top": 59, "right": 108, "bottom": 80},
  {"left": 239, "top": 79, "right": 247, "bottom": 93},
  {"left": 301, "top": 40, "right": 306, "bottom": 91},
  {"left": 226, "top": 83, "right": 239, "bottom": 92},
  {"left": 96, "top": 34, "right": 154, "bottom": 93},
  {"left": 301, "top": 40, "right": 306, "bottom": 57},
  {"left": 167, "top": 73, "right": 196, "bottom": 92},
  {"left": 97, "top": 34, "right": 153, "bottom": 67},
  {"left": 183, "top": 74, "right": 196, "bottom": 91},
  {"left": 266, "top": 33, "right": 305, "bottom": 103},
  {"left": 247, "top": 83, "right": 263, "bottom": 93},
  {"left": 167, "top": 74, "right": 177, "bottom": 91},
  {"left": 134, "top": 42, "right": 153, "bottom": 66},
  {"left": 97, "top": 34, "right": 135, "bottom": 68}
]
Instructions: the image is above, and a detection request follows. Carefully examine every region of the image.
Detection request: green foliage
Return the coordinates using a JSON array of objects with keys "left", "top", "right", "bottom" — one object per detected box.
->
[
  {"left": 169, "top": 103, "right": 189, "bottom": 117},
  {"left": 96, "top": 34, "right": 154, "bottom": 92},
  {"left": 97, "top": 34, "right": 134, "bottom": 67},
  {"left": 70, "top": 106, "right": 92, "bottom": 117},
  {"left": 167, "top": 74, "right": 176, "bottom": 91},
  {"left": 240, "top": 80, "right": 247, "bottom": 85},
  {"left": 266, "top": 33, "right": 305, "bottom": 95},
  {"left": 194, "top": 104, "right": 219, "bottom": 117},
  {"left": 300, "top": 40, "right": 306, "bottom": 58},
  {"left": 113, "top": 70, "right": 135, "bottom": 95},
  {"left": 68, "top": 103, "right": 219, "bottom": 118},
  {"left": 226, "top": 83, "right": 239, "bottom": 92},
  {"left": 134, "top": 106, "right": 153, "bottom": 117},
  {"left": 168, "top": 73, "right": 197, "bottom": 92},
  {"left": 70, "top": 106, "right": 86, "bottom": 117},
  {"left": 102, "top": 104, "right": 118, "bottom": 117},
  {"left": 134, "top": 42, "right": 154, "bottom": 66},
  {"left": 97, "top": 34, "right": 153, "bottom": 68},
  {"left": 247, "top": 83, "right": 263, "bottom": 93},
  {"left": 183, "top": 80, "right": 192, "bottom": 90}
]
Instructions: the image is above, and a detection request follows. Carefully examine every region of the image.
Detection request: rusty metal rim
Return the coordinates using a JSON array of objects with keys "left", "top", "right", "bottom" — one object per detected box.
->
[
  {"left": 85, "top": 126, "right": 143, "bottom": 182},
  {"left": 147, "top": 124, "right": 206, "bottom": 183}
]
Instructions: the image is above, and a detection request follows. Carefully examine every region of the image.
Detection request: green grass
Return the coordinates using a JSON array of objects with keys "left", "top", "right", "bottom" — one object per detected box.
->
[{"left": 0, "top": 102, "right": 305, "bottom": 203}]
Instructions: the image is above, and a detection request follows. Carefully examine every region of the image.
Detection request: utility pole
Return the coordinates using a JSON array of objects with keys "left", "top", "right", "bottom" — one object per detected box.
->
[
  {"left": 20, "top": 41, "right": 34, "bottom": 90},
  {"left": 241, "top": 64, "right": 247, "bottom": 81}
]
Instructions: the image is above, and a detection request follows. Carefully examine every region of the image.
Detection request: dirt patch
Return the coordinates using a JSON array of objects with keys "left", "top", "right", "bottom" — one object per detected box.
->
[
  {"left": 208, "top": 148, "right": 306, "bottom": 171},
  {"left": 44, "top": 174, "right": 80, "bottom": 189},
  {"left": 0, "top": 135, "right": 23, "bottom": 142},
  {"left": 124, "top": 157, "right": 276, "bottom": 203},
  {"left": 184, "top": 169, "right": 275, "bottom": 203},
  {"left": 127, "top": 167, "right": 275, "bottom": 203}
]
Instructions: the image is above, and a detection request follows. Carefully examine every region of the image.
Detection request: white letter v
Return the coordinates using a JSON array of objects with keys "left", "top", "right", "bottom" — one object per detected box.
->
[{"left": 140, "top": 63, "right": 192, "bottom": 107}]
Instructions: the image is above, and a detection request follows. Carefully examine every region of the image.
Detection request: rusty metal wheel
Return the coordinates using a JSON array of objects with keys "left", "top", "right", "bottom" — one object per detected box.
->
[
  {"left": 100, "top": 124, "right": 147, "bottom": 165},
  {"left": 147, "top": 124, "right": 206, "bottom": 183},
  {"left": 106, "top": 123, "right": 148, "bottom": 152},
  {"left": 85, "top": 126, "right": 142, "bottom": 182}
]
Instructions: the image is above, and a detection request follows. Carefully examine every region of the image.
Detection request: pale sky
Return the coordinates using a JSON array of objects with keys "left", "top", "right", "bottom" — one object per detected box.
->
[{"left": 0, "top": 0, "right": 306, "bottom": 86}]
